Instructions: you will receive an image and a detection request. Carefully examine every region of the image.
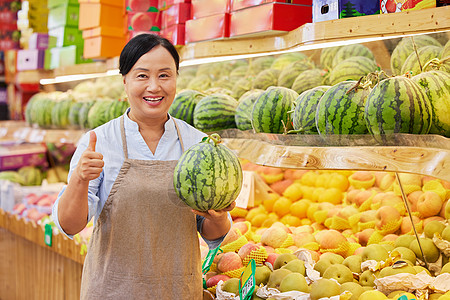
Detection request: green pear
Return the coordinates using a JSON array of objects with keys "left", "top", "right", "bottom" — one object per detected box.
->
[
  {"left": 379, "top": 263, "right": 416, "bottom": 277},
  {"left": 441, "top": 262, "right": 450, "bottom": 274},
  {"left": 410, "top": 238, "right": 440, "bottom": 263},
  {"left": 340, "top": 282, "right": 365, "bottom": 300},
  {"left": 424, "top": 220, "right": 446, "bottom": 238},
  {"left": 267, "top": 268, "right": 292, "bottom": 289},
  {"left": 362, "top": 244, "right": 389, "bottom": 262},
  {"left": 309, "top": 278, "right": 341, "bottom": 300},
  {"left": 279, "top": 273, "right": 310, "bottom": 293},
  {"left": 313, "top": 252, "right": 344, "bottom": 275},
  {"left": 343, "top": 255, "right": 362, "bottom": 273},
  {"left": 323, "top": 264, "right": 354, "bottom": 284},
  {"left": 281, "top": 259, "right": 306, "bottom": 275},
  {"left": 394, "top": 234, "right": 416, "bottom": 248},
  {"left": 380, "top": 243, "right": 394, "bottom": 252},
  {"left": 413, "top": 265, "right": 431, "bottom": 275},
  {"left": 393, "top": 247, "right": 417, "bottom": 264},
  {"left": 222, "top": 277, "right": 240, "bottom": 295},
  {"left": 255, "top": 265, "right": 271, "bottom": 285},
  {"left": 359, "top": 270, "right": 379, "bottom": 287},
  {"left": 442, "top": 225, "right": 450, "bottom": 242},
  {"left": 273, "top": 253, "right": 298, "bottom": 270}
]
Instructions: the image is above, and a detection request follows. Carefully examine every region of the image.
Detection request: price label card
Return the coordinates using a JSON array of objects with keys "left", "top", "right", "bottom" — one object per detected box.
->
[
  {"left": 239, "top": 259, "right": 256, "bottom": 300},
  {"left": 235, "top": 171, "right": 254, "bottom": 209},
  {"left": 44, "top": 223, "right": 52, "bottom": 247},
  {"left": 201, "top": 246, "right": 222, "bottom": 274}
]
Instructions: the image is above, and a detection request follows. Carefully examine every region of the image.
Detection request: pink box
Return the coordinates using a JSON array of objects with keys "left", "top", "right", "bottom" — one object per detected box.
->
[
  {"left": 161, "top": 23, "right": 185, "bottom": 45},
  {"left": 128, "top": 11, "right": 162, "bottom": 31},
  {"left": 16, "top": 49, "right": 46, "bottom": 71},
  {"left": 191, "top": 0, "right": 230, "bottom": 18},
  {"left": 161, "top": 2, "right": 191, "bottom": 28},
  {"left": 0, "top": 144, "right": 49, "bottom": 171},
  {"left": 185, "top": 13, "right": 229, "bottom": 42},
  {"left": 230, "top": 2, "right": 311, "bottom": 37},
  {"left": 158, "top": 0, "right": 191, "bottom": 9},
  {"left": 231, "top": 0, "right": 312, "bottom": 11},
  {"left": 126, "top": 0, "right": 159, "bottom": 12}
]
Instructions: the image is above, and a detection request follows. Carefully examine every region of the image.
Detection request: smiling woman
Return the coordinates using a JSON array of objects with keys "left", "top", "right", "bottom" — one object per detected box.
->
[{"left": 52, "top": 34, "right": 235, "bottom": 300}]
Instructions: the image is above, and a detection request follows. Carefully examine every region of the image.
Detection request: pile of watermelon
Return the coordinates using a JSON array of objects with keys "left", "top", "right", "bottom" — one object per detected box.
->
[{"left": 171, "top": 34, "right": 449, "bottom": 141}]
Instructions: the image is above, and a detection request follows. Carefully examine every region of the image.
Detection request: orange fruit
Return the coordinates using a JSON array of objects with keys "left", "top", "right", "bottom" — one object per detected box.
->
[
  {"left": 328, "top": 173, "right": 349, "bottom": 192},
  {"left": 289, "top": 199, "right": 311, "bottom": 219},
  {"left": 263, "top": 193, "right": 279, "bottom": 212},
  {"left": 318, "top": 188, "right": 344, "bottom": 205},
  {"left": 273, "top": 197, "right": 293, "bottom": 218},
  {"left": 280, "top": 214, "right": 302, "bottom": 227},
  {"left": 300, "top": 171, "right": 319, "bottom": 186}
]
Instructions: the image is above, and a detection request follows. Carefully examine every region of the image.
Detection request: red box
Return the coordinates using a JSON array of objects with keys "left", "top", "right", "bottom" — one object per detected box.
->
[
  {"left": 128, "top": 11, "right": 162, "bottom": 31},
  {"left": 380, "top": 0, "right": 436, "bottom": 13},
  {"left": 231, "top": 0, "right": 312, "bottom": 11},
  {"left": 126, "top": 0, "right": 159, "bottom": 12},
  {"left": 161, "top": 3, "right": 191, "bottom": 28},
  {"left": 161, "top": 23, "right": 185, "bottom": 45},
  {"left": 230, "top": 2, "right": 311, "bottom": 38},
  {"left": 185, "top": 13, "right": 229, "bottom": 42},
  {"left": 191, "top": 0, "right": 230, "bottom": 18},
  {"left": 158, "top": 0, "right": 191, "bottom": 9}
]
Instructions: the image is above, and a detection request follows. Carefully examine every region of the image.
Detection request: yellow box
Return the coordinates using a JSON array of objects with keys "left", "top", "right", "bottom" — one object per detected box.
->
[{"left": 82, "top": 26, "right": 127, "bottom": 59}]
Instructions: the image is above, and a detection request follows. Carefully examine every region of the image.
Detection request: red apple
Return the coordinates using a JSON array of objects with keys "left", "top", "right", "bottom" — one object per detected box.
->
[
  {"left": 206, "top": 274, "right": 231, "bottom": 288},
  {"left": 217, "top": 252, "right": 243, "bottom": 273},
  {"left": 238, "top": 242, "right": 260, "bottom": 260},
  {"left": 265, "top": 253, "right": 279, "bottom": 268}
]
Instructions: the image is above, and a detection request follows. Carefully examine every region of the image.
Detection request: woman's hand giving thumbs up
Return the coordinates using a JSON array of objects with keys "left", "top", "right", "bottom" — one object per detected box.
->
[{"left": 76, "top": 131, "right": 104, "bottom": 182}]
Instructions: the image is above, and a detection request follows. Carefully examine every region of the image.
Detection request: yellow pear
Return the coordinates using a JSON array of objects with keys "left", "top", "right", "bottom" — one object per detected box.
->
[
  {"left": 409, "top": 238, "right": 440, "bottom": 263},
  {"left": 313, "top": 252, "right": 344, "bottom": 275},
  {"left": 279, "top": 273, "right": 310, "bottom": 293},
  {"left": 394, "top": 235, "right": 415, "bottom": 248},
  {"left": 323, "top": 264, "right": 354, "bottom": 284},
  {"left": 358, "top": 290, "right": 387, "bottom": 300},
  {"left": 281, "top": 259, "right": 306, "bottom": 275},
  {"left": 310, "top": 278, "right": 341, "bottom": 300},
  {"left": 267, "top": 268, "right": 292, "bottom": 289},
  {"left": 392, "top": 247, "right": 417, "bottom": 264},
  {"left": 424, "top": 220, "right": 446, "bottom": 238},
  {"left": 362, "top": 244, "right": 389, "bottom": 262},
  {"left": 340, "top": 282, "right": 365, "bottom": 300},
  {"left": 441, "top": 262, "right": 450, "bottom": 274},
  {"left": 222, "top": 278, "right": 240, "bottom": 295},
  {"left": 379, "top": 263, "right": 416, "bottom": 277},
  {"left": 255, "top": 265, "right": 271, "bottom": 285},
  {"left": 359, "top": 270, "right": 379, "bottom": 287},
  {"left": 343, "top": 255, "right": 362, "bottom": 273},
  {"left": 273, "top": 253, "right": 298, "bottom": 270}
]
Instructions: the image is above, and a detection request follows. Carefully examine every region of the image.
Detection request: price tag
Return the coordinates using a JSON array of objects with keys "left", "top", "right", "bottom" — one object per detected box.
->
[
  {"left": 202, "top": 246, "right": 222, "bottom": 274},
  {"left": 235, "top": 171, "right": 254, "bottom": 209},
  {"left": 239, "top": 259, "right": 256, "bottom": 300},
  {"left": 44, "top": 224, "right": 52, "bottom": 247}
]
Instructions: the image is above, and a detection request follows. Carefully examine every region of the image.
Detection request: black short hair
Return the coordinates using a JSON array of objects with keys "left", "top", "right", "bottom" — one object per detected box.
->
[{"left": 119, "top": 34, "right": 180, "bottom": 76}]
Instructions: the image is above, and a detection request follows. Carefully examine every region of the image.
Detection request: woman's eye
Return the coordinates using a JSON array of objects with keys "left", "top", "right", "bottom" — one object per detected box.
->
[
  {"left": 137, "top": 74, "right": 147, "bottom": 78},
  {"left": 160, "top": 74, "right": 169, "bottom": 78}
]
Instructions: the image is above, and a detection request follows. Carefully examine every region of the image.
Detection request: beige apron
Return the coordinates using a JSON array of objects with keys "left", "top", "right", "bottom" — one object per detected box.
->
[{"left": 80, "top": 116, "right": 202, "bottom": 300}]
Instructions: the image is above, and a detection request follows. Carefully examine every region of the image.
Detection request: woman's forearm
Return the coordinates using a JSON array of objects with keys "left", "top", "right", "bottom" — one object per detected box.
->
[
  {"left": 57, "top": 171, "right": 90, "bottom": 235},
  {"left": 201, "top": 214, "right": 231, "bottom": 241}
]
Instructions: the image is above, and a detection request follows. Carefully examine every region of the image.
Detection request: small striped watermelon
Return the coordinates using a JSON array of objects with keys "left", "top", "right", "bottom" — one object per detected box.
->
[
  {"left": 320, "top": 46, "right": 342, "bottom": 70},
  {"left": 235, "top": 89, "right": 264, "bottom": 131},
  {"left": 107, "top": 99, "right": 130, "bottom": 121},
  {"left": 87, "top": 99, "right": 114, "bottom": 129},
  {"left": 232, "top": 77, "right": 254, "bottom": 99},
  {"left": 292, "top": 86, "right": 330, "bottom": 134},
  {"left": 277, "top": 60, "right": 313, "bottom": 88},
  {"left": 193, "top": 93, "right": 238, "bottom": 132},
  {"left": 169, "top": 90, "right": 205, "bottom": 125},
  {"left": 412, "top": 70, "right": 450, "bottom": 137},
  {"left": 251, "top": 86, "right": 299, "bottom": 133},
  {"left": 291, "top": 69, "right": 326, "bottom": 95},
  {"left": 252, "top": 68, "right": 281, "bottom": 90},
  {"left": 78, "top": 101, "right": 95, "bottom": 129},
  {"left": 271, "top": 53, "right": 308, "bottom": 70},
  {"left": 68, "top": 101, "right": 85, "bottom": 129},
  {"left": 316, "top": 81, "right": 370, "bottom": 136},
  {"left": 187, "top": 74, "right": 212, "bottom": 92},
  {"left": 441, "top": 39, "right": 450, "bottom": 72},
  {"left": 173, "top": 133, "right": 243, "bottom": 211},
  {"left": 365, "top": 76, "right": 432, "bottom": 143},
  {"left": 329, "top": 56, "right": 378, "bottom": 85},
  {"left": 51, "top": 95, "right": 75, "bottom": 129},
  {"left": 401, "top": 45, "right": 442, "bottom": 76},
  {"left": 332, "top": 44, "right": 375, "bottom": 68},
  {"left": 248, "top": 56, "right": 275, "bottom": 75}
]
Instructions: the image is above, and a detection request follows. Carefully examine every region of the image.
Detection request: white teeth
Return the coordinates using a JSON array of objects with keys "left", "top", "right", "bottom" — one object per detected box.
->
[{"left": 144, "top": 96, "right": 163, "bottom": 102}]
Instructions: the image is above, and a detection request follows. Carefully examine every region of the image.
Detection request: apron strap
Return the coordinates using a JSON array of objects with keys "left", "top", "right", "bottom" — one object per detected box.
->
[
  {"left": 172, "top": 118, "right": 185, "bottom": 153},
  {"left": 120, "top": 116, "right": 128, "bottom": 159}
]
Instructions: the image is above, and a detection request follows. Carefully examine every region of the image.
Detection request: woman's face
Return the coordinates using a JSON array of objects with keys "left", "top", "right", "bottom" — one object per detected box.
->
[{"left": 123, "top": 45, "right": 177, "bottom": 123}]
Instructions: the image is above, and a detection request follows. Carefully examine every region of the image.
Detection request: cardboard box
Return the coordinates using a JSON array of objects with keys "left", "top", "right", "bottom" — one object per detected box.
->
[
  {"left": 79, "top": 2, "right": 125, "bottom": 30},
  {"left": 48, "top": 0, "right": 78, "bottom": 9},
  {"left": 231, "top": 0, "right": 312, "bottom": 11},
  {"left": 47, "top": 4, "right": 80, "bottom": 29},
  {"left": 48, "top": 25, "right": 84, "bottom": 47},
  {"left": 313, "top": 0, "right": 379, "bottom": 22},
  {"left": 161, "top": 2, "right": 191, "bottom": 29},
  {"left": 161, "top": 23, "right": 185, "bottom": 45},
  {"left": 47, "top": 45, "right": 91, "bottom": 69},
  {"left": 230, "top": 3, "right": 311, "bottom": 37},
  {"left": 128, "top": 12, "right": 161, "bottom": 31},
  {"left": 82, "top": 26, "right": 128, "bottom": 58},
  {"left": 185, "top": 13, "right": 229, "bottom": 42},
  {"left": 380, "top": 0, "right": 435, "bottom": 13},
  {"left": 158, "top": 0, "right": 190, "bottom": 9},
  {"left": 126, "top": 0, "right": 159, "bottom": 12},
  {"left": 17, "top": 50, "right": 46, "bottom": 71},
  {"left": 191, "top": 0, "right": 230, "bottom": 18},
  {"left": 28, "top": 33, "right": 57, "bottom": 49}
]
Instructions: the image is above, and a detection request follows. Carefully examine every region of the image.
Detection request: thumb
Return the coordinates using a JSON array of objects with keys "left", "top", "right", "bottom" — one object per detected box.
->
[{"left": 87, "top": 131, "right": 97, "bottom": 151}]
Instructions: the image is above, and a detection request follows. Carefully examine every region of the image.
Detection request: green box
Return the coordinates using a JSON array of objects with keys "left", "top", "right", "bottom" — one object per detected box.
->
[
  {"left": 60, "top": 45, "right": 93, "bottom": 65},
  {"left": 48, "top": 25, "right": 84, "bottom": 47},
  {"left": 47, "top": 0, "right": 78, "bottom": 9},
  {"left": 47, "top": 4, "right": 80, "bottom": 29}
]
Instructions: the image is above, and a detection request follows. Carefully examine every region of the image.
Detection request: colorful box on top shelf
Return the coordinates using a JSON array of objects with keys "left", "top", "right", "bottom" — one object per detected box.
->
[
  {"left": 46, "top": 44, "right": 91, "bottom": 69},
  {"left": 128, "top": 30, "right": 160, "bottom": 40},
  {"left": 78, "top": 0, "right": 125, "bottom": 30},
  {"left": 28, "top": 33, "right": 57, "bottom": 49},
  {"left": 313, "top": 0, "right": 379, "bottom": 22},
  {"left": 231, "top": 0, "right": 312, "bottom": 11},
  {"left": 47, "top": 4, "right": 80, "bottom": 29},
  {"left": 128, "top": 12, "right": 161, "bottom": 32},
  {"left": 158, "top": 0, "right": 191, "bottom": 10},
  {"left": 230, "top": 2, "right": 312, "bottom": 38},
  {"left": 48, "top": 0, "right": 78, "bottom": 8},
  {"left": 191, "top": 0, "right": 230, "bottom": 18},
  {"left": 161, "top": 2, "right": 190, "bottom": 29},
  {"left": 82, "top": 26, "right": 127, "bottom": 58},
  {"left": 185, "top": 13, "right": 229, "bottom": 42},
  {"left": 126, "top": 0, "right": 159, "bottom": 12},
  {"left": 380, "top": 0, "right": 435, "bottom": 13},
  {"left": 0, "top": 30, "right": 20, "bottom": 50},
  {"left": 161, "top": 23, "right": 185, "bottom": 45},
  {"left": 48, "top": 25, "right": 83, "bottom": 47}
]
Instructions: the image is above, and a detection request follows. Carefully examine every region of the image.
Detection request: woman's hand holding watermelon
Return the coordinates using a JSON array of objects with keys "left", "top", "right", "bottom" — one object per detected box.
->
[{"left": 192, "top": 201, "right": 236, "bottom": 240}]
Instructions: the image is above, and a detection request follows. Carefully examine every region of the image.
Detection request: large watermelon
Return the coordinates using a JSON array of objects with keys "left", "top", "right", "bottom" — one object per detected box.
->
[
  {"left": 271, "top": 53, "right": 308, "bottom": 70},
  {"left": 329, "top": 56, "right": 378, "bottom": 85},
  {"left": 234, "top": 89, "right": 264, "bottom": 131},
  {"left": 332, "top": 44, "right": 375, "bottom": 68},
  {"left": 390, "top": 35, "right": 442, "bottom": 76},
  {"left": 292, "top": 86, "right": 330, "bottom": 134},
  {"left": 320, "top": 46, "right": 342, "bottom": 70},
  {"left": 252, "top": 68, "right": 281, "bottom": 90},
  {"left": 78, "top": 101, "right": 95, "bottom": 129},
  {"left": 25, "top": 92, "right": 46, "bottom": 126},
  {"left": 187, "top": 74, "right": 212, "bottom": 92},
  {"left": 401, "top": 45, "right": 442, "bottom": 76},
  {"left": 248, "top": 56, "right": 275, "bottom": 75},
  {"left": 365, "top": 76, "right": 432, "bottom": 143},
  {"left": 277, "top": 60, "right": 313, "bottom": 88},
  {"left": 107, "top": 99, "right": 130, "bottom": 121},
  {"left": 229, "top": 65, "right": 249, "bottom": 80},
  {"left": 232, "top": 77, "right": 254, "bottom": 99},
  {"left": 87, "top": 99, "right": 114, "bottom": 129},
  {"left": 316, "top": 81, "right": 370, "bottom": 136},
  {"left": 169, "top": 90, "right": 205, "bottom": 125},
  {"left": 51, "top": 95, "right": 75, "bottom": 129},
  {"left": 441, "top": 39, "right": 450, "bottom": 72},
  {"left": 193, "top": 93, "right": 238, "bottom": 132},
  {"left": 173, "top": 133, "right": 243, "bottom": 211},
  {"left": 251, "top": 86, "right": 299, "bottom": 133},
  {"left": 291, "top": 69, "right": 326, "bottom": 95},
  {"left": 412, "top": 70, "right": 450, "bottom": 137}
]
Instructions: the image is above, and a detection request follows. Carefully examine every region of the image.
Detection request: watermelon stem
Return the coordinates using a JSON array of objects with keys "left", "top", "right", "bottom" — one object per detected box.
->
[
  {"left": 410, "top": 36, "right": 424, "bottom": 73},
  {"left": 422, "top": 57, "right": 449, "bottom": 72},
  {"left": 207, "top": 133, "right": 222, "bottom": 146}
]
